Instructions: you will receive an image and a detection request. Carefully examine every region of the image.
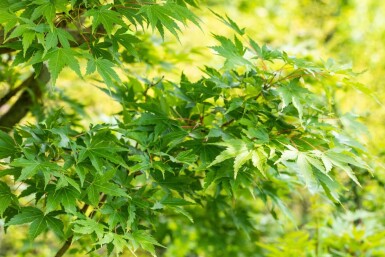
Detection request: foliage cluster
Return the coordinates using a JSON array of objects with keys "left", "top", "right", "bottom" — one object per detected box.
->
[{"left": 0, "top": 0, "right": 378, "bottom": 256}]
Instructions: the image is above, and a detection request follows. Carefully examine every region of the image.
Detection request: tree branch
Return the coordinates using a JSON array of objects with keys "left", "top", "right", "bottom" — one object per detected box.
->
[
  {"left": 0, "top": 65, "right": 50, "bottom": 130},
  {"left": 54, "top": 202, "right": 90, "bottom": 257},
  {"left": 54, "top": 235, "right": 74, "bottom": 257},
  {"left": 0, "top": 79, "right": 30, "bottom": 107},
  {"left": 54, "top": 194, "right": 108, "bottom": 257},
  {"left": 0, "top": 33, "right": 14, "bottom": 54}
]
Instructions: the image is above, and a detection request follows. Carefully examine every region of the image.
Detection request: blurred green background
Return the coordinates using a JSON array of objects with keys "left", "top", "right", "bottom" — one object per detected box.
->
[{"left": 2, "top": 0, "right": 385, "bottom": 256}]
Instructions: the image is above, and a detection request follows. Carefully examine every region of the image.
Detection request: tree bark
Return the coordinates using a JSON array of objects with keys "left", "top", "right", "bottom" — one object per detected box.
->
[{"left": 0, "top": 65, "right": 50, "bottom": 130}]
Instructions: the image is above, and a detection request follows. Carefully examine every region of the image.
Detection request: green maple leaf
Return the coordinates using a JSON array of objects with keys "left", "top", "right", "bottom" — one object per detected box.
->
[
  {"left": 78, "top": 130, "right": 128, "bottom": 169},
  {"left": 86, "top": 5, "right": 125, "bottom": 37},
  {"left": 209, "top": 139, "right": 245, "bottom": 166},
  {"left": 161, "top": 197, "right": 194, "bottom": 206},
  {"left": 129, "top": 154, "right": 151, "bottom": 176},
  {"left": 46, "top": 185, "right": 80, "bottom": 213},
  {"left": 111, "top": 233, "right": 127, "bottom": 254},
  {"left": 166, "top": 149, "right": 198, "bottom": 165},
  {"left": 100, "top": 203, "right": 127, "bottom": 229},
  {"left": 22, "top": 31, "right": 35, "bottom": 56},
  {"left": 6, "top": 207, "right": 64, "bottom": 239},
  {"left": 276, "top": 79, "right": 310, "bottom": 120},
  {"left": 45, "top": 48, "right": 82, "bottom": 85},
  {"left": 6, "top": 207, "right": 42, "bottom": 225},
  {"left": 7, "top": 24, "right": 29, "bottom": 40},
  {"left": 139, "top": 3, "right": 199, "bottom": 39},
  {"left": 113, "top": 33, "right": 140, "bottom": 57},
  {"left": 6, "top": 24, "right": 40, "bottom": 56},
  {"left": 98, "top": 232, "right": 128, "bottom": 254},
  {"left": 249, "top": 39, "right": 282, "bottom": 61},
  {"left": 86, "top": 181, "right": 100, "bottom": 206},
  {"left": 10, "top": 157, "right": 60, "bottom": 182},
  {"left": 86, "top": 57, "right": 121, "bottom": 89},
  {"left": 129, "top": 230, "right": 164, "bottom": 256},
  {"left": 73, "top": 218, "right": 105, "bottom": 239},
  {"left": 210, "top": 9, "right": 245, "bottom": 35},
  {"left": 276, "top": 147, "right": 320, "bottom": 191},
  {"left": 211, "top": 34, "right": 252, "bottom": 69},
  {"left": 251, "top": 148, "right": 268, "bottom": 177},
  {"left": 31, "top": 0, "right": 56, "bottom": 29},
  {"left": 140, "top": 4, "right": 181, "bottom": 39},
  {"left": 93, "top": 178, "right": 127, "bottom": 196},
  {"left": 209, "top": 139, "right": 255, "bottom": 178},
  {"left": 296, "top": 152, "right": 319, "bottom": 192},
  {"left": 86, "top": 175, "right": 127, "bottom": 206},
  {"left": 45, "top": 28, "right": 76, "bottom": 52},
  {"left": 325, "top": 149, "right": 366, "bottom": 186},
  {"left": 0, "top": 130, "right": 18, "bottom": 158},
  {"left": 45, "top": 215, "right": 65, "bottom": 239},
  {"left": 0, "top": 181, "right": 17, "bottom": 216},
  {"left": 314, "top": 171, "right": 340, "bottom": 203},
  {"left": 0, "top": 10, "right": 18, "bottom": 35},
  {"left": 28, "top": 215, "right": 48, "bottom": 239}
]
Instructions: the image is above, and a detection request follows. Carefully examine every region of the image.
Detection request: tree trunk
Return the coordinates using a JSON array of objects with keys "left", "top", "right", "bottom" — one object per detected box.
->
[{"left": 0, "top": 65, "right": 50, "bottom": 130}]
